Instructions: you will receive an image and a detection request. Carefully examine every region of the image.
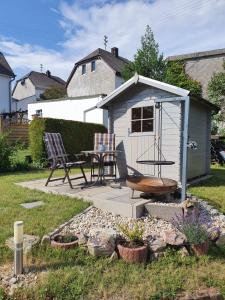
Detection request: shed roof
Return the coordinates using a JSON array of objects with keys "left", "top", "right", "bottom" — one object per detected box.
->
[
  {"left": 0, "top": 52, "right": 15, "bottom": 77},
  {"left": 97, "top": 74, "right": 190, "bottom": 109},
  {"left": 97, "top": 74, "right": 218, "bottom": 111},
  {"left": 67, "top": 48, "right": 130, "bottom": 86}
]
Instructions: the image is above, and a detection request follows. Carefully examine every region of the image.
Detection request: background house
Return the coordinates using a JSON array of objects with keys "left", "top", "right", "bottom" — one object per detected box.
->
[
  {"left": 12, "top": 70, "right": 65, "bottom": 112},
  {"left": 67, "top": 47, "right": 129, "bottom": 97},
  {"left": 97, "top": 74, "right": 217, "bottom": 199},
  {"left": 28, "top": 47, "right": 129, "bottom": 126},
  {"left": 0, "top": 52, "right": 15, "bottom": 113},
  {"left": 168, "top": 48, "right": 225, "bottom": 99}
]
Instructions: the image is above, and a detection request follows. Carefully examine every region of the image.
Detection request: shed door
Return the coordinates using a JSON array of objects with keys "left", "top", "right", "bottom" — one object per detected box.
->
[{"left": 126, "top": 99, "right": 156, "bottom": 176}]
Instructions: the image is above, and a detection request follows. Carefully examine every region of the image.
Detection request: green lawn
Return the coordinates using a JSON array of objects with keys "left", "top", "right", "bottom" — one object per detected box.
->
[
  {"left": 188, "top": 165, "right": 225, "bottom": 213},
  {"left": 0, "top": 167, "right": 225, "bottom": 299}
]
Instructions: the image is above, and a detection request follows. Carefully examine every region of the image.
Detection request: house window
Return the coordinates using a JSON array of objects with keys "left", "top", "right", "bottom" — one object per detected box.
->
[
  {"left": 82, "top": 64, "right": 86, "bottom": 75},
  {"left": 91, "top": 60, "right": 96, "bottom": 72},
  {"left": 36, "top": 109, "right": 42, "bottom": 117},
  {"left": 131, "top": 106, "right": 154, "bottom": 133}
]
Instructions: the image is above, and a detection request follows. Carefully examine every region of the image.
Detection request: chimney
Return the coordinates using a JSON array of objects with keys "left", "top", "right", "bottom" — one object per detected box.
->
[
  {"left": 111, "top": 47, "right": 119, "bottom": 57},
  {"left": 46, "top": 70, "right": 51, "bottom": 77}
]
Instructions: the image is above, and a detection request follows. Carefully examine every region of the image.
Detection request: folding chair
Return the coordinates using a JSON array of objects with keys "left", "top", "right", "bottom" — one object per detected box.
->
[
  {"left": 91, "top": 133, "right": 117, "bottom": 182},
  {"left": 44, "top": 132, "right": 87, "bottom": 188}
]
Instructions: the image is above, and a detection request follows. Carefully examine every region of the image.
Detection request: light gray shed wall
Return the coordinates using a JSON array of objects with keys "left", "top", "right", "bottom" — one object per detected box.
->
[
  {"left": 187, "top": 99, "right": 211, "bottom": 180},
  {"left": 109, "top": 84, "right": 182, "bottom": 182}
]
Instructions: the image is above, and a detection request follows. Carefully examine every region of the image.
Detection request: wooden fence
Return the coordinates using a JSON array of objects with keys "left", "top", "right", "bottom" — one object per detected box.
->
[{"left": 0, "top": 115, "right": 29, "bottom": 145}]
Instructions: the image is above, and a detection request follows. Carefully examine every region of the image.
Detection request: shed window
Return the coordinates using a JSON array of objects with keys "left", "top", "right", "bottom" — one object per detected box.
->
[
  {"left": 131, "top": 106, "right": 154, "bottom": 133},
  {"left": 82, "top": 64, "right": 86, "bottom": 75},
  {"left": 91, "top": 60, "right": 96, "bottom": 72}
]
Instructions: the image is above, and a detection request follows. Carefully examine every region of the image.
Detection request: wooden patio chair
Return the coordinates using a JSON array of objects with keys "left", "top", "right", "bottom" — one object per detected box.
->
[
  {"left": 44, "top": 132, "right": 87, "bottom": 188},
  {"left": 91, "top": 133, "right": 117, "bottom": 181}
]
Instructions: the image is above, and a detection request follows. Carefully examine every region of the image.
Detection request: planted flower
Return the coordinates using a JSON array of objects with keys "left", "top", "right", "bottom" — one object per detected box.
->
[
  {"left": 172, "top": 210, "right": 211, "bottom": 256},
  {"left": 117, "top": 222, "right": 148, "bottom": 263}
]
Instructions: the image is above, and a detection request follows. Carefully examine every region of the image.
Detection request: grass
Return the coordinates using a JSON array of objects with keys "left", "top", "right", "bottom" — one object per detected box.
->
[
  {"left": 188, "top": 165, "right": 225, "bottom": 213},
  {"left": 0, "top": 166, "right": 225, "bottom": 299},
  {"left": 0, "top": 169, "right": 89, "bottom": 264}
]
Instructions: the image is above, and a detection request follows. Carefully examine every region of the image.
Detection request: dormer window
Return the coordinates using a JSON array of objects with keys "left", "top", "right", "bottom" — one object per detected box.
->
[
  {"left": 82, "top": 64, "right": 86, "bottom": 75},
  {"left": 91, "top": 60, "right": 96, "bottom": 72}
]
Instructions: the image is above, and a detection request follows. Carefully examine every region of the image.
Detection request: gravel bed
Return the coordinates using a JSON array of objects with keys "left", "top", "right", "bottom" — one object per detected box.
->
[
  {"left": 60, "top": 199, "right": 225, "bottom": 239},
  {"left": 61, "top": 206, "right": 175, "bottom": 239}
]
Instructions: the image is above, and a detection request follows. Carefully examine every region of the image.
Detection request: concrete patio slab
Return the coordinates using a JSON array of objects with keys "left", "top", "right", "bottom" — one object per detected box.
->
[
  {"left": 16, "top": 174, "right": 150, "bottom": 218},
  {"left": 20, "top": 201, "right": 44, "bottom": 209}
]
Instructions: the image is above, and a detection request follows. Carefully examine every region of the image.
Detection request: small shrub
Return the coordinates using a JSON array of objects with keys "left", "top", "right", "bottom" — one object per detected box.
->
[
  {"left": 0, "top": 133, "right": 15, "bottom": 171},
  {"left": 172, "top": 211, "right": 211, "bottom": 245},
  {"left": 118, "top": 222, "right": 144, "bottom": 246}
]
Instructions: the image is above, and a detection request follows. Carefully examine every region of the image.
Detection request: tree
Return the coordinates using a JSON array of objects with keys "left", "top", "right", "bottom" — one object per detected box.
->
[
  {"left": 122, "top": 25, "right": 166, "bottom": 81},
  {"left": 207, "top": 71, "right": 225, "bottom": 135},
  {"left": 164, "top": 60, "right": 202, "bottom": 96},
  {"left": 40, "top": 86, "right": 67, "bottom": 100}
]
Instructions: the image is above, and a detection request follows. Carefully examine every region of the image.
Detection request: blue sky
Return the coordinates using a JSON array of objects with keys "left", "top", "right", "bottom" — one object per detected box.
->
[{"left": 1, "top": 0, "right": 225, "bottom": 81}]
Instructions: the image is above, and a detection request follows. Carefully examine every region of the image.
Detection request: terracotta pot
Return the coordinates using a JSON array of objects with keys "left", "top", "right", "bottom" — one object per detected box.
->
[
  {"left": 51, "top": 234, "right": 78, "bottom": 250},
  {"left": 117, "top": 242, "right": 148, "bottom": 263},
  {"left": 191, "top": 241, "right": 209, "bottom": 256}
]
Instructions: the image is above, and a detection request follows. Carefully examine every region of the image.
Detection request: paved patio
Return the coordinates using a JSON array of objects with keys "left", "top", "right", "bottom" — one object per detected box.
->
[{"left": 16, "top": 174, "right": 150, "bottom": 218}]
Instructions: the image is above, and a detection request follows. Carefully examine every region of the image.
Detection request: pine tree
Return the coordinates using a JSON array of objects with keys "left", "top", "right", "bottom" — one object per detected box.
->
[{"left": 122, "top": 25, "right": 166, "bottom": 81}]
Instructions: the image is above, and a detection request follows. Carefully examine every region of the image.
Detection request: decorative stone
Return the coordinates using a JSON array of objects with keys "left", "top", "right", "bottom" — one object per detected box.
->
[
  {"left": 41, "top": 235, "right": 50, "bottom": 245},
  {"left": 177, "top": 246, "right": 189, "bottom": 257},
  {"left": 77, "top": 233, "right": 88, "bottom": 246},
  {"left": 87, "top": 229, "right": 116, "bottom": 257},
  {"left": 162, "top": 230, "right": 186, "bottom": 246},
  {"left": 216, "top": 231, "right": 225, "bottom": 246},
  {"left": 20, "top": 201, "right": 44, "bottom": 209},
  {"left": 148, "top": 237, "right": 167, "bottom": 252},
  {"left": 9, "top": 277, "right": 17, "bottom": 285}
]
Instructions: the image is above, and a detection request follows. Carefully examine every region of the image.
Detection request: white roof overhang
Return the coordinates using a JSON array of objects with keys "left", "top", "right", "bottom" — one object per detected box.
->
[{"left": 97, "top": 73, "right": 190, "bottom": 109}]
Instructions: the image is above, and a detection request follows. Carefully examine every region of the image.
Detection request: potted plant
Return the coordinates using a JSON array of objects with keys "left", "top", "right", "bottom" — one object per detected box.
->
[
  {"left": 172, "top": 211, "right": 210, "bottom": 256},
  {"left": 117, "top": 222, "right": 148, "bottom": 263},
  {"left": 51, "top": 234, "right": 78, "bottom": 250}
]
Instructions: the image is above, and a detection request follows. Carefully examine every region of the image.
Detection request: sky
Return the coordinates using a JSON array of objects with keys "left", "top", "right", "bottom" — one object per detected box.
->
[{"left": 1, "top": 0, "right": 225, "bottom": 81}]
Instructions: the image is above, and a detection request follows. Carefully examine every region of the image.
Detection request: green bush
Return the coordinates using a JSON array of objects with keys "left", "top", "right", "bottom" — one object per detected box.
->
[
  {"left": 0, "top": 133, "right": 15, "bottom": 172},
  {"left": 29, "top": 118, "right": 107, "bottom": 164}
]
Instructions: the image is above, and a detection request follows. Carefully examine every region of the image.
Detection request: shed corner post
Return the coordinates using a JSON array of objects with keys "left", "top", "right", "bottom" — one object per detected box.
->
[{"left": 181, "top": 96, "right": 190, "bottom": 202}]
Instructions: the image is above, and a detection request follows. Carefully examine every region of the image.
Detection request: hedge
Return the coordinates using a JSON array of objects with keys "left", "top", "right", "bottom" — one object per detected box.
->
[{"left": 29, "top": 118, "right": 107, "bottom": 163}]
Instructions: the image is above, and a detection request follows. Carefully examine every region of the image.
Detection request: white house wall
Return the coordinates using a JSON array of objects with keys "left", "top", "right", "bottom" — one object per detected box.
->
[
  {"left": 67, "top": 58, "right": 118, "bottom": 97},
  {"left": 0, "top": 74, "right": 10, "bottom": 113},
  {"left": 28, "top": 96, "right": 108, "bottom": 126},
  {"left": 13, "top": 78, "right": 35, "bottom": 100}
]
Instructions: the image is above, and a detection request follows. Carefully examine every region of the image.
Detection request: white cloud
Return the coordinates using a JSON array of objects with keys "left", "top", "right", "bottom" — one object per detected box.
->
[{"left": 1, "top": 0, "right": 225, "bottom": 81}]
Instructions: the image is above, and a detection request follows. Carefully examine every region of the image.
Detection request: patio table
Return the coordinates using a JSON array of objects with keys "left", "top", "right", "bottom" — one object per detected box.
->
[{"left": 82, "top": 150, "right": 119, "bottom": 186}]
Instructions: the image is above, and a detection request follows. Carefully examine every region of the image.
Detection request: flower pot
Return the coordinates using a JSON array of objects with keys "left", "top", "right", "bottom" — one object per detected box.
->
[
  {"left": 51, "top": 234, "right": 78, "bottom": 250},
  {"left": 191, "top": 241, "right": 209, "bottom": 256},
  {"left": 117, "top": 242, "right": 148, "bottom": 263}
]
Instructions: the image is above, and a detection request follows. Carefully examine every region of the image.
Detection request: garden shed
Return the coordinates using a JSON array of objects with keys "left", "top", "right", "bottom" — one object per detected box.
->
[{"left": 97, "top": 74, "right": 217, "bottom": 200}]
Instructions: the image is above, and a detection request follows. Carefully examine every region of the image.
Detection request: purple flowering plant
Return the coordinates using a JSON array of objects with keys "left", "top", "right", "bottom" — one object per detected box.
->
[{"left": 172, "top": 210, "right": 212, "bottom": 245}]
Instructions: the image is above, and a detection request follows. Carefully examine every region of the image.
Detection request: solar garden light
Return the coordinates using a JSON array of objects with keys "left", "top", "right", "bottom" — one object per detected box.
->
[{"left": 14, "top": 221, "right": 23, "bottom": 275}]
